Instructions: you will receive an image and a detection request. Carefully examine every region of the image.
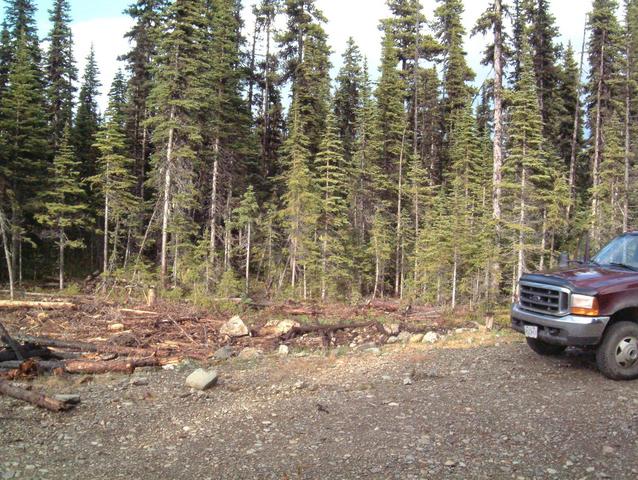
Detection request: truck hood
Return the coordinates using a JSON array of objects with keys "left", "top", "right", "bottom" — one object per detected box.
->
[{"left": 522, "top": 266, "right": 638, "bottom": 296}]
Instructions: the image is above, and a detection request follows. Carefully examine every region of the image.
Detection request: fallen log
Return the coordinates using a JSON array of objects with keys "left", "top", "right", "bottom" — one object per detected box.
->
[
  {"left": 1, "top": 357, "right": 165, "bottom": 375},
  {"left": 0, "top": 347, "right": 53, "bottom": 362},
  {"left": 119, "top": 308, "right": 158, "bottom": 316},
  {"left": 0, "top": 300, "right": 75, "bottom": 310},
  {"left": 282, "top": 321, "right": 385, "bottom": 342},
  {"left": 0, "top": 379, "right": 69, "bottom": 411},
  {"left": 0, "top": 321, "right": 24, "bottom": 360},
  {"left": 14, "top": 335, "right": 158, "bottom": 358}
]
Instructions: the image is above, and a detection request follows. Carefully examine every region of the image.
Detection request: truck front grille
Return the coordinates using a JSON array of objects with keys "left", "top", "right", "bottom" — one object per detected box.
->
[{"left": 519, "top": 281, "right": 570, "bottom": 316}]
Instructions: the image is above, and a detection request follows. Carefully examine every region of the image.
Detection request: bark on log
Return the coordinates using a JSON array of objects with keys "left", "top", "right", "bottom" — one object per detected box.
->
[
  {"left": 0, "top": 347, "right": 53, "bottom": 362},
  {"left": 0, "top": 321, "right": 24, "bottom": 360},
  {"left": 14, "top": 335, "right": 158, "bottom": 357},
  {"left": 1, "top": 357, "right": 165, "bottom": 375},
  {"left": 0, "top": 300, "right": 75, "bottom": 310},
  {"left": 282, "top": 321, "right": 385, "bottom": 341},
  {"left": 0, "top": 379, "right": 69, "bottom": 411},
  {"left": 119, "top": 308, "right": 158, "bottom": 316}
]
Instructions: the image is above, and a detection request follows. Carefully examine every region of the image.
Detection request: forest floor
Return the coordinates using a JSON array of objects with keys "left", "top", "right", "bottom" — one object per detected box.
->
[{"left": 1, "top": 295, "right": 638, "bottom": 479}]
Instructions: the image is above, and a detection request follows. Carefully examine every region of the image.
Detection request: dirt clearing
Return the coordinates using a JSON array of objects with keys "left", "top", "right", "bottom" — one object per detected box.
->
[{"left": 2, "top": 336, "right": 637, "bottom": 480}]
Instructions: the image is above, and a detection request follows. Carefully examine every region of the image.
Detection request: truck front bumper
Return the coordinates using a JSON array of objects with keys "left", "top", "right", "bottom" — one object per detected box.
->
[{"left": 511, "top": 304, "right": 610, "bottom": 346}]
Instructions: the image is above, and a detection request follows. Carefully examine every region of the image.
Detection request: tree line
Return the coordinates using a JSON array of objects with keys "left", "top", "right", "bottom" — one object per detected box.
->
[{"left": 0, "top": 0, "right": 634, "bottom": 306}]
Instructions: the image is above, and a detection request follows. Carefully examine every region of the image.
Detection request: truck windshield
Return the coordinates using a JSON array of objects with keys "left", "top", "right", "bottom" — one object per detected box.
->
[{"left": 592, "top": 235, "right": 638, "bottom": 270}]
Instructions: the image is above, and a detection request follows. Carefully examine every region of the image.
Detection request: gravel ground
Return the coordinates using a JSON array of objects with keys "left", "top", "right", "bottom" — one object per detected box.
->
[{"left": 1, "top": 335, "right": 638, "bottom": 480}]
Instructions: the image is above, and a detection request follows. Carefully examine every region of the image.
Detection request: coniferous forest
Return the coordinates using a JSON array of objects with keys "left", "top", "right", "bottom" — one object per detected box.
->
[{"left": 0, "top": 0, "right": 635, "bottom": 308}]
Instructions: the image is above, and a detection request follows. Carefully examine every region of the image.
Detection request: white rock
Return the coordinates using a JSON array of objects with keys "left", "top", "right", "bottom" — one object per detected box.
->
[
  {"left": 220, "top": 315, "right": 249, "bottom": 338},
  {"left": 409, "top": 333, "right": 424, "bottom": 343},
  {"left": 423, "top": 331, "right": 439, "bottom": 344},
  {"left": 238, "top": 347, "right": 262, "bottom": 359},
  {"left": 384, "top": 323, "right": 401, "bottom": 335},
  {"left": 397, "top": 331, "right": 412, "bottom": 343},
  {"left": 387, "top": 336, "right": 399, "bottom": 344},
  {"left": 185, "top": 369, "right": 219, "bottom": 391},
  {"left": 403, "top": 377, "right": 413, "bottom": 385},
  {"left": 278, "top": 345, "right": 290, "bottom": 356},
  {"left": 274, "top": 319, "right": 300, "bottom": 335}
]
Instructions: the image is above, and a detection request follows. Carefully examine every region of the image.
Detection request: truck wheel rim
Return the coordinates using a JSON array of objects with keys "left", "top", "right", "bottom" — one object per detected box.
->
[{"left": 615, "top": 337, "right": 638, "bottom": 368}]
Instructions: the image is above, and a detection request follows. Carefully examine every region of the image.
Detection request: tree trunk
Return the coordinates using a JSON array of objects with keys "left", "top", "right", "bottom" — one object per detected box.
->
[
  {"left": 209, "top": 137, "right": 220, "bottom": 274},
  {"left": 59, "top": 228, "right": 64, "bottom": 291},
  {"left": 160, "top": 107, "right": 176, "bottom": 288},
  {"left": 568, "top": 24, "right": 586, "bottom": 219},
  {"left": 0, "top": 206, "right": 14, "bottom": 300},
  {"left": 491, "top": 0, "right": 504, "bottom": 298},
  {"left": 245, "top": 222, "right": 251, "bottom": 294},
  {"left": 395, "top": 128, "right": 407, "bottom": 297},
  {"left": 103, "top": 186, "right": 109, "bottom": 275},
  {"left": 591, "top": 36, "right": 606, "bottom": 246}
]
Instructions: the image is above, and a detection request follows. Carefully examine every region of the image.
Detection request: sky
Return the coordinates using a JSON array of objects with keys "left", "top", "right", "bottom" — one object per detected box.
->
[{"left": 28, "top": 0, "right": 594, "bottom": 111}]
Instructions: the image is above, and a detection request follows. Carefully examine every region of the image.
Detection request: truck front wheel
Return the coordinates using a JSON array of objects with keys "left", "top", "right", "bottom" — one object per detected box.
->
[
  {"left": 596, "top": 321, "right": 638, "bottom": 380},
  {"left": 526, "top": 338, "right": 567, "bottom": 356}
]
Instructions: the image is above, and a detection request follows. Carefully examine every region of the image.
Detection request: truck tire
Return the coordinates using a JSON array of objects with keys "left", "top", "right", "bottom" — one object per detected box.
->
[
  {"left": 596, "top": 321, "right": 638, "bottom": 380},
  {"left": 526, "top": 338, "right": 566, "bottom": 356}
]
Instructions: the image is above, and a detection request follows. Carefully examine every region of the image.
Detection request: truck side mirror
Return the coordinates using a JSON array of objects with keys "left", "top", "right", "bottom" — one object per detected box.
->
[{"left": 558, "top": 252, "right": 569, "bottom": 268}]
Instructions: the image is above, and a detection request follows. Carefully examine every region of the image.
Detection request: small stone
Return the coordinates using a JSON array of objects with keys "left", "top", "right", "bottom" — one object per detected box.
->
[
  {"left": 397, "top": 331, "right": 412, "bottom": 343},
  {"left": 387, "top": 336, "right": 399, "bottom": 344},
  {"left": 444, "top": 460, "right": 456, "bottom": 467},
  {"left": 53, "top": 394, "right": 81, "bottom": 405},
  {"left": 278, "top": 345, "right": 290, "bottom": 356},
  {"left": 294, "top": 380, "right": 307, "bottom": 390},
  {"left": 364, "top": 347, "right": 381, "bottom": 355},
  {"left": 409, "top": 333, "right": 424, "bottom": 343},
  {"left": 384, "top": 323, "right": 401, "bottom": 335},
  {"left": 185, "top": 369, "right": 218, "bottom": 391},
  {"left": 213, "top": 346, "right": 233, "bottom": 360},
  {"left": 130, "top": 377, "right": 149, "bottom": 386},
  {"left": 108, "top": 323, "right": 125, "bottom": 332},
  {"left": 238, "top": 347, "right": 263, "bottom": 360},
  {"left": 586, "top": 467, "right": 595, "bottom": 473},
  {"left": 423, "top": 331, "right": 439, "bottom": 344},
  {"left": 602, "top": 445, "right": 615, "bottom": 455},
  {"left": 403, "top": 377, "right": 413, "bottom": 386},
  {"left": 220, "top": 315, "right": 249, "bottom": 338},
  {"left": 547, "top": 468, "right": 558, "bottom": 475}
]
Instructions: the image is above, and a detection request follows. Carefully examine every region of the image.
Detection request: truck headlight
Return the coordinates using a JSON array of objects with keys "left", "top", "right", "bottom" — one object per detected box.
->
[{"left": 571, "top": 294, "right": 600, "bottom": 316}]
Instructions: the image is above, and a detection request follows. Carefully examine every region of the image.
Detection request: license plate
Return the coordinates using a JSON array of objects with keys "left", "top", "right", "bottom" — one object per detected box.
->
[{"left": 524, "top": 325, "right": 538, "bottom": 339}]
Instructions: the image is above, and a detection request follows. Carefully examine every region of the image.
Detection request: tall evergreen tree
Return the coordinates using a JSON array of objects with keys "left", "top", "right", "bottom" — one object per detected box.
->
[
  {"left": 121, "top": 0, "right": 166, "bottom": 198},
  {"left": 74, "top": 45, "right": 102, "bottom": 183},
  {"left": 147, "top": 0, "right": 208, "bottom": 286},
  {"left": 91, "top": 72, "right": 137, "bottom": 274},
  {"left": 334, "top": 38, "right": 363, "bottom": 164},
  {"left": 0, "top": 30, "right": 49, "bottom": 282},
  {"left": 45, "top": 0, "right": 77, "bottom": 148},
  {"left": 36, "top": 125, "right": 87, "bottom": 290}
]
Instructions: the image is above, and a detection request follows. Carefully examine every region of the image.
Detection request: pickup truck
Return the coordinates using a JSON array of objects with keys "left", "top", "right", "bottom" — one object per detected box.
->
[{"left": 511, "top": 232, "right": 638, "bottom": 380}]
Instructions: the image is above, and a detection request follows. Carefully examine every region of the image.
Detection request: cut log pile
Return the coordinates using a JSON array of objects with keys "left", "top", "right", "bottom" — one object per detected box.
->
[{"left": 0, "top": 295, "right": 451, "bottom": 412}]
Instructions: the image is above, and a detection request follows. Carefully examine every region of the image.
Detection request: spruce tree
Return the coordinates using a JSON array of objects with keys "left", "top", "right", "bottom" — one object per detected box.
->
[
  {"left": 122, "top": 0, "right": 166, "bottom": 199},
  {"left": 281, "top": 98, "right": 320, "bottom": 297},
  {"left": 334, "top": 38, "right": 363, "bottom": 164},
  {"left": 376, "top": 32, "right": 407, "bottom": 296},
  {"left": 74, "top": 45, "right": 102, "bottom": 183},
  {"left": 45, "top": 0, "right": 77, "bottom": 148},
  {"left": 0, "top": 30, "right": 49, "bottom": 282},
  {"left": 91, "top": 72, "right": 138, "bottom": 274},
  {"left": 36, "top": 126, "right": 87, "bottom": 290},
  {"left": 315, "top": 107, "right": 351, "bottom": 300},
  {"left": 233, "top": 185, "right": 259, "bottom": 293},
  {"left": 147, "top": 0, "right": 208, "bottom": 286}
]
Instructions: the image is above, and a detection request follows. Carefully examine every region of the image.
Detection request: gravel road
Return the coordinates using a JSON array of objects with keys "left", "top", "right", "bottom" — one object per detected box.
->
[{"left": 1, "top": 336, "right": 637, "bottom": 479}]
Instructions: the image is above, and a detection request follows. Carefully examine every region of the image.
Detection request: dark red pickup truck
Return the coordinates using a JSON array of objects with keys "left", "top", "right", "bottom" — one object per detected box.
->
[{"left": 511, "top": 232, "right": 638, "bottom": 380}]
